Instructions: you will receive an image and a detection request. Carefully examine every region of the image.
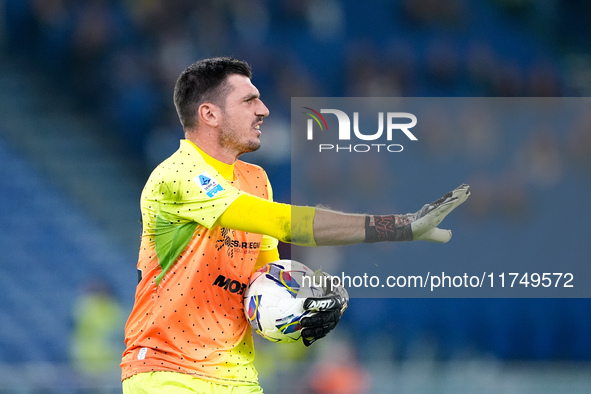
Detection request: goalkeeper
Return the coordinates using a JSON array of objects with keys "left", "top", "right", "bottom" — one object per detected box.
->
[{"left": 121, "top": 57, "right": 470, "bottom": 394}]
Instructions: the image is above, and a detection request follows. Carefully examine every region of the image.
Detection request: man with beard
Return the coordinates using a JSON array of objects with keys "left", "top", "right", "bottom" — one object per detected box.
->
[{"left": 121, "top": 57, "right": 469, "bottom": 393}]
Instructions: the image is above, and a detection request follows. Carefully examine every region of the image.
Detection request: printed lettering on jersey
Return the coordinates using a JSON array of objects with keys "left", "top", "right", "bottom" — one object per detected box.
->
[
  {"left": 193, "top": 171, "right": 224, "bottom": 197},
  {"left": 213, "top": 274, "right": 247, "bottom": 295},
  {"left": 216, "top": 227, "right": 261, "bottom": 258}
]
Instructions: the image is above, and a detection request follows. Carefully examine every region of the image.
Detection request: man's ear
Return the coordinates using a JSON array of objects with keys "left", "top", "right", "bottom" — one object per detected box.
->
[{"left": 198, "top": 103, "right": 222, "bottom": 127}]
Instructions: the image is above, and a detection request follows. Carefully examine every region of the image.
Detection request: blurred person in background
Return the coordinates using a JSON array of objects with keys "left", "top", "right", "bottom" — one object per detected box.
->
[{"left": 70, "top": 279, "right": 125, "bottom": 381}]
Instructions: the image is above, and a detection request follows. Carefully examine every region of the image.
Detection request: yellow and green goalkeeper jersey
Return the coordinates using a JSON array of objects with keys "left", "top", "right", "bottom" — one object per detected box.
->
[{"left": 121, "top": 139, "right": 277, "bottom": 386}]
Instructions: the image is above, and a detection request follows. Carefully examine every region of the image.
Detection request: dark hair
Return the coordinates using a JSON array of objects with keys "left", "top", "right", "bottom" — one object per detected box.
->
[{"left": 173, "top": 57, "right": 253, "bottom": 129}]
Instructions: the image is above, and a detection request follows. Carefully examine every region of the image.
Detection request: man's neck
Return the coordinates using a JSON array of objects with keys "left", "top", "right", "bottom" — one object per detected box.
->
[
  {"left": 184, "top": 139, "right": 236, "bottom": 180},
  {"left": 185, "top": 135, "right": 237, "bottom": 165}
]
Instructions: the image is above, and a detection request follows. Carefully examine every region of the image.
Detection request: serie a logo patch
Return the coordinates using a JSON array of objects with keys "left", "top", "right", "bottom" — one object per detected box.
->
[{"left": 193, "top": 171, "right": 224, "bottom": 197}]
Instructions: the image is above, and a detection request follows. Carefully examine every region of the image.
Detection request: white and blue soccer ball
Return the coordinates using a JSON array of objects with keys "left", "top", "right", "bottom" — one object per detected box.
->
[{"left": 244, "top": 260, "right": 324, "bottom": 343}]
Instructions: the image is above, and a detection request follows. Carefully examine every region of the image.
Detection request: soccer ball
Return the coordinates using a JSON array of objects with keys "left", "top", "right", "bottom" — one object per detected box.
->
[{"left": 244, "top": 260, "right": 324, "bottom": 343}]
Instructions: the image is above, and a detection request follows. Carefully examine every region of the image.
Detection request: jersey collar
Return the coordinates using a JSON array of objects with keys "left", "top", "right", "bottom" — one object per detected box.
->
[{"left": 182, "top": 139, "right": 235, "bottom": 181}]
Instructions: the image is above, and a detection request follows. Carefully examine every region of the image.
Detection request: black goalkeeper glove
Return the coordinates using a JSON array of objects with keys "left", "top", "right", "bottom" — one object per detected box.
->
[{"left": 300, "top": 270, "right": 349, "bottom": 347}]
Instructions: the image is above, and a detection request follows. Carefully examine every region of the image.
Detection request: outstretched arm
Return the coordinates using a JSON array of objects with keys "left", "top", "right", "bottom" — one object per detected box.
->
[
  {"left": 225, "top": 184, "right": 471, "bottom": 347},
  {"left": 216, "top": 184, "right": 471, "bottom": 246},
  {"left": 306, "top": 208, "right": 365, "bottom": 245}
]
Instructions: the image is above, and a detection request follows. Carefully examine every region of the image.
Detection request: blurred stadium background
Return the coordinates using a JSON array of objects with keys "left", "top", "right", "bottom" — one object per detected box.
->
[{"left": 1, "top": 0, "right": 591, "bottom": 392}]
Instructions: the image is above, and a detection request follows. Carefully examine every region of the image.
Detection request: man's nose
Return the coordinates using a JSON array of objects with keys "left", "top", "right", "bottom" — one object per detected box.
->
[{"left": 257, "top": 100, "right": 270, "bottom": 118}]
